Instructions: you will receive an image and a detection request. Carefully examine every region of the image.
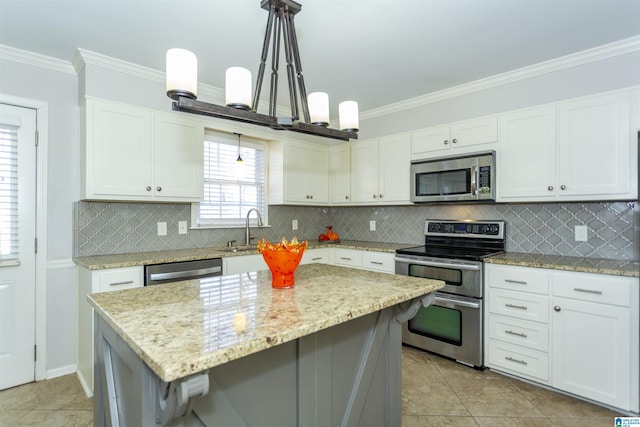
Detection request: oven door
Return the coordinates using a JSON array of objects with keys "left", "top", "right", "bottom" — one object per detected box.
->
[
  {"left": 394, "top": 255, "right": 482, "bottom": 298},
  {"left": 402, "top": 293, "right": 483, "bottom": 367}
]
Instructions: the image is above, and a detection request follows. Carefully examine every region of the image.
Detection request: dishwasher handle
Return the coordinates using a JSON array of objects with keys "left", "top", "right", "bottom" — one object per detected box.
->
[{"left": 149, "top": 266, "right": 222, "bottom": 282}]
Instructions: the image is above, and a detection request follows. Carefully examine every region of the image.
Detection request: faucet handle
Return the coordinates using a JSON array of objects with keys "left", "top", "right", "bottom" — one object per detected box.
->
[{"left": 227, "top": 240, "right": 236, "bottom": 247}]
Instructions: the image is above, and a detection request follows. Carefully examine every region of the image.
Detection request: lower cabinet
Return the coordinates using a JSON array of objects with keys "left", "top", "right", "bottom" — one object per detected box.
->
[
  {"left": 77, "top": 265, "right": 143, "bottom": 396},
  {"left": 333, "top": 248, "right": 395, "bottom": 274},
  {"left": 485, "top": 264, "right": 639, "bottom": 413}
]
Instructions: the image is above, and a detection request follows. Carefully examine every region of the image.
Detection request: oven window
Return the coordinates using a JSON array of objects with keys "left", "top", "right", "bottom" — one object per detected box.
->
[
  {"left": 408, "top": 264, "right": 462, "bottom": 286},
  {"left": 415, "top": 168, "right": 470, "bottom": 196},
  {"left": 408, "top": 305, "right": 462, "bottom": 346}
]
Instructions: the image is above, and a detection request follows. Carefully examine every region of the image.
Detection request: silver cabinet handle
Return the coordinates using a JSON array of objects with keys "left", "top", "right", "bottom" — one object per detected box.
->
[
  {"left": 370, "top": 261, "right": 384, "bottom": 265},
  {"left": 554, "top": 305, "right": 561, "bottom": 312},
  {"left": 372, "top": 194, "right": 378, "bottom": 198},
  {"left": 505, "top": 356, "right": 528, "bottom": 365},
  {"left": 156, "top": 186, "right": 162, "bottom": 192},
  {"left": 452, "top": 138, "right": 457, "bottom": 144},
  {"left": 548, "top": 186, "right": 553, "bottom": 191},
  {"left": 146, "top": 186, "right": 152, "bottom": 191},
  {"left": 309, "top": 195, "right": 313, "bottom": 199},
  {"left": 379, "top": 194, "right": 383, "bottom": 198},
  {"left": 505, "top": 330, "right": 528, "bottom": 338},
  {"left": 574, "top": 287, "right": 603, "bottom": 295},
  {"left": 505, "top": 303, "right": 528, "bottom": 310},
  {"left": 560, "top": 185, "right": 566, "bottom": 190},
  {"left": 311, "top": 257, "right": 322, "bottom": 261},
  {"left": 505, "top": 279, "right": 527, "bottom": 285},
  {"left": 345, "top": 195, "right": 349, "bottom": 200},
  {"left": 110, "top": 280, "right": 134, "bottom": 287},
  {"left": 340, "top": 257, "right": 352, "bottom": 261},
  {"left": 444, "top": 139, "right": 449, "bottom": 145}
]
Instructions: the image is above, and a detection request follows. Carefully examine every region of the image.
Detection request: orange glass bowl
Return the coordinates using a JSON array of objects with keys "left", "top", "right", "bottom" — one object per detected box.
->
[{"left": 258, "top": 238, "right": 308, "bottom": 288}]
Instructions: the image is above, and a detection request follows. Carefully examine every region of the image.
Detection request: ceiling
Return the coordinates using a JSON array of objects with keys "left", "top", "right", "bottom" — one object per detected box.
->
[{"left": 1, "top": 0, "right": 639, "bottom": 118}]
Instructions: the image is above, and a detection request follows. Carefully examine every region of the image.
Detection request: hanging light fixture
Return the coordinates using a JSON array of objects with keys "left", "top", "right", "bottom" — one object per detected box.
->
[
  {"left": 235, "top": 132, "right": 243, "bottom": 164},
  {"left": 165, "top": 0, "right": 358, "bottom": 141}
]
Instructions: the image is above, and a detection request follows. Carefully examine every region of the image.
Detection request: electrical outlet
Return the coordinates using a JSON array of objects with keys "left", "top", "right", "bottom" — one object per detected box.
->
[
  {"left": 575, "top": 225, "right": 588, "bottom": 242},
  {"left": 369, "top": 220, "right": 376, "bottom": 231},
  {"left": 157, "top": 222, "right": 167, "bottom": 236},
  {"left": 292, "top": 219, "right": 298, "bottom": 230},
  {"left": 178, "top": 221, "right": 188, "bottom": 235}
]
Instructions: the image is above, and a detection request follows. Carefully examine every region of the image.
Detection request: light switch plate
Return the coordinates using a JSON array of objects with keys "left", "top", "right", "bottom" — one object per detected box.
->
[
  {"left": 292, "top": 219, "right": 298, "bottom": 230},
  {"left": 369, "top": 220, "right": 376, "bottom": 231},
  {"left": 575, "top": 225, "right": 588, "bottom": 242},
  {"left": 157, "top": 222, "right": 167, "bottom": 236},
  {"left": 178, "top": 221, "right": 188, "bottom": 235}
]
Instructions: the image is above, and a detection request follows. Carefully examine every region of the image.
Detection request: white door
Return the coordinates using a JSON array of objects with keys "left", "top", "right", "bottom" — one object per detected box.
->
[{"left": 0, "top": 104, "right": 37, "bottom": 390}]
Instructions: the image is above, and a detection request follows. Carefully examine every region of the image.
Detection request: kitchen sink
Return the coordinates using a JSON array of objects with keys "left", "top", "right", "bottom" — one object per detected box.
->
[{"left": 219, "top": 246, "right": 258, "bottom": 253}]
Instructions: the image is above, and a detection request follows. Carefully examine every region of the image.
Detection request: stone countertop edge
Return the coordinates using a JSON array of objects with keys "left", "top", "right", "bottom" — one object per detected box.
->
[
  {"left": 87, "top": 263, "right": 444, "bottom": 383},
  {"left": 485, "top": 252, "right": 639, "bottom": 278},
  {"left": 73, "top": 240, "right": 411, "bottom": 270}
]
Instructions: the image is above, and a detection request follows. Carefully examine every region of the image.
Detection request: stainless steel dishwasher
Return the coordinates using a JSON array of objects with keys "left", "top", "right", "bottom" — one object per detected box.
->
[{"left": 144, "top": 258, "right": 223, "bottom": 285}]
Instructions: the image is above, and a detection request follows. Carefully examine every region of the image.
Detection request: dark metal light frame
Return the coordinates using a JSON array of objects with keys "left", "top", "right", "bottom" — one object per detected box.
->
[{"left": 170, "top": 0, "right": 358, "bottom": 142}]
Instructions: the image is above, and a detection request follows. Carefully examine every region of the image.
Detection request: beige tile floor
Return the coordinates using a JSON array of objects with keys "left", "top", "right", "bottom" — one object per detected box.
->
[{"left": 0, "top": 345, "right": 623, "bottom": 426}]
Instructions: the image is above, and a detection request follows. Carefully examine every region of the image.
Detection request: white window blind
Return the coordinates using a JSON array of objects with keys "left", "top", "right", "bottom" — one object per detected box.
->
[
  {"left": 194, "top": 130, "right": 267, "bottom": 227},
  {"left": 0, "top": 123, "right": 18, "bottom": 262}
]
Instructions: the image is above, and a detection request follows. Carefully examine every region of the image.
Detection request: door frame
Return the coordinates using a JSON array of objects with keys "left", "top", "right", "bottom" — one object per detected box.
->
[{"left": 0, "top": 94, "right": 48, "bottom": 382}]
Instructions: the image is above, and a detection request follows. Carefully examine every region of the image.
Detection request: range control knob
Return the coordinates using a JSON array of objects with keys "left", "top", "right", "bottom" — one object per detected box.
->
[{"left": 490, "top": 225, "right": 499, "bottom": 233}]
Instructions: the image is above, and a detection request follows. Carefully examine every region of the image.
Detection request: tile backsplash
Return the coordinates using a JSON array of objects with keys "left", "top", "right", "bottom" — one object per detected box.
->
[{"left": 74, "top": 201, "right": 636, "bottom": 261}]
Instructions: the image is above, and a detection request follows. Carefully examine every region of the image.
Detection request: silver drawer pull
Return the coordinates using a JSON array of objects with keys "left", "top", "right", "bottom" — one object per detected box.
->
[
  {"left": 370, "top": 261, "right": 384, "bottom": 265},
  {"left": 505, "top": 279, "right": 527, "bottom": 285},
  {"left": 573, "top": 288, "right": 603, "bottom": 295},
  {"left": 505, "top": 356, "right": 528, "bottom": 365},
  {"left": 110, "top": 280, "right": 134, "bottom": 287},
  {"left": 311, "top": 257, "right": 322, "bottom": 261},
  {"left": 505, "top": 330, "right": 528, "bottom": 338},
  {"left": 505, "top": 304, "right": 528, "bottom": 310},
  {"left": 340, "top": 257, "right": 352, "bottom": 261}
]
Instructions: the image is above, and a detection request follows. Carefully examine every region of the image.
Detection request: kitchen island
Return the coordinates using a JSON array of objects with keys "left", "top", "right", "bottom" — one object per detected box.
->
[{"left": 88, "top": 263, "right": 443, "bottom": 427}]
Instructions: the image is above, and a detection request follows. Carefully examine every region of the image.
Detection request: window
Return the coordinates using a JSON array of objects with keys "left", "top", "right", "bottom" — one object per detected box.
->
[
  {"left": 192, "top": 129, "right": 267, "bottom": 228},
  {"left": 0, "top": 122, "right": 18, "bottom": 263}
]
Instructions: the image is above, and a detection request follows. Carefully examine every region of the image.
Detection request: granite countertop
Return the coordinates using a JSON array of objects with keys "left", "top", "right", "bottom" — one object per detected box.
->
[
  {"left": 88, "top": 263, "right": 444, "bottom": 382},
  {"left": 73, "top": 240, "right": 412, "bottom": 270},
  {"left": 485, "top": 252, "right": 639, "bottom": 278}
]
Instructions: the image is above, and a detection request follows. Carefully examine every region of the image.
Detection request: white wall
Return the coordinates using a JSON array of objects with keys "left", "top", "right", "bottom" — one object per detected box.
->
[{"left": 0, "top": 57, "right": 79, "bottom": 376}]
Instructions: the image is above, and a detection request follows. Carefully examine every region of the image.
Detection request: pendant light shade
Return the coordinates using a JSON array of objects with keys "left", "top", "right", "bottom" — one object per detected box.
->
[
  {"left": 339, "top": 101, "right": 359, "bottom": 132},
  {"left": 226, "top": 67, "right": 252, "bottom": 110},
  {"left": 166, "top": 48, "right": 198, "bottom": 100},
  {"left": 308, "top": 92, "right": 330, "bottom": 126}
]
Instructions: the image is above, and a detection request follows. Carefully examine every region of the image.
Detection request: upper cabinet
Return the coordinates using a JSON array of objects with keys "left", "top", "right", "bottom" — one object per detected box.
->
[
  {"left": 351, "top": 134, "right": 411, "bottom": 204},
  {"left": 269, "top": 140, "right": 329, "bottom": 205},
  {"left": 81, "top": 98, "right": 204, "bottom": 202},
  {"left": 412, "top": 116, "right": 497, "bottom": 160},
  {"left": 498, "top": 90, "right": 638, "bottom": 202},
  {"left": 329, "top": 144, "right": 351, "bottom": 204}
]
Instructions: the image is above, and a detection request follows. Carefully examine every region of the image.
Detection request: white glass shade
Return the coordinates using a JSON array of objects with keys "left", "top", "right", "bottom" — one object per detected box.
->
[
  {"left": 339, "top": 101, "right": 359, "bottom": 131},
  {"left": 166, "top": 48, "right": 198, "bottom": 100},
  {"left": 226, "top": 67, "right": 252, "bottom": 109},
  {"left": 308, "top": 92, "right": 330, "bottom": 125}
]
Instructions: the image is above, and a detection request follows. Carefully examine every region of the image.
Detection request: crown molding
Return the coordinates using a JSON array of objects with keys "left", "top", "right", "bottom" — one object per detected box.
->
[
  {"left": 0, "top": 44, "right": 76, "bottom": 75},
  {"left": 361, "top": 35, "right": 640, "bottom": 120}
]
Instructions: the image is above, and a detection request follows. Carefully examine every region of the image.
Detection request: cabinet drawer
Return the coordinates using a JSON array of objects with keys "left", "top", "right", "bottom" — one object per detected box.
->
[
  {"left": 97, "top": 267, "right": 143, "bottom": 293},
  {"left": 489, "top": 289, "right": 549, "bottom": 323},
  {"left": 552, "top": 272, "right": 632, "bottom": 307},
  {"left": 488, "top": 314, "right": 549, "bottom": 352},
  {"left": 301, "top": 248, "right": 330, "bottom": 265},
  {"left": 488, "top": 340, "right": 550, "bottom": 383},
  {"left": 486, "top": 264, "right": 549, "bottom": 294},
  {"left": 361, "top": 251, "right": 394, "bottom": 273},
  {"left": 333, "top": 249, "right": 362, "bottom": 268}
]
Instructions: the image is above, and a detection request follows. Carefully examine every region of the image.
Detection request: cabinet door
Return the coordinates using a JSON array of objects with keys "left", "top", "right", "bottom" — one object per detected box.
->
[
  {"left": 498, "top": 106, "right": 556, "bottom": 200},
  {"left": 329, "top": 145, "right": 351, "bottom": 204},
  {"left": 557, "top": 92, "right": 631, "bottom": 198},
  {"left": 350, "top": 139, "right": 379, "bottom": 203},
  {"left": 306, "top": 145, "right": 329, "bottom": 203},
  {"left": 378, "top": 134, "right": 411, "bottom": 203},
  {"left": 153, "top": 113, "right": 204, "bottom": 201},
  {"left": 552, "top": 297, "right": 631, "bottom": 410},
  {"left": 223, "top": 254, "right": 267, "bottom": 275},
  {"left": 411, "top": 125, "right": 450, "bottom": 158},
  {"left": 283, "top": 142, "right": 328, "bottom": 204},
  {"left": 451, "top": 116, "right": 497, "bottom": 148},
  {"left": 87, "top": 100, "right": 153, "bottom": 199}
]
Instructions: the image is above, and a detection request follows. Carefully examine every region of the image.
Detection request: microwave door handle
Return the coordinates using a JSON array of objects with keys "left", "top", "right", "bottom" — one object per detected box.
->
[
  {"left": 394, "top": 256, "right": 481, "bottom": 271},
  {"left": 470, "top": 165, "right": 478, "bottom": 196}
]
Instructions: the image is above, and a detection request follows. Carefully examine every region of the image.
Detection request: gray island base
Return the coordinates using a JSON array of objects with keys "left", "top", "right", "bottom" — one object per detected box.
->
[{"left": 89, "top": 264, "right": 444, "bottom": 426}]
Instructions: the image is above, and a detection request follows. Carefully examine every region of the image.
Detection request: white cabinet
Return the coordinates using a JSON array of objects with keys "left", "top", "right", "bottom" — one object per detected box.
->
[
  {"left": 223, "top": 254, "right": 267, "bottom": 275},
  {"left": 81, "top": 98, "right": 204, "bottom": 202},
  {"left": 333, "top": 248, "right": 395, "bottom": 274},
  {"left": 77, "top": 265, "right": 144, "bottom": 395},
  {"left": 269, "top": 140, "right": 329, "bottom": 205},
  {"left": 498, "top": 90, "right": 638, "bottom": 201},
  {"left": 301, "top": 248, "right": 331, "bottom": 265},
  {"left": 350, "top": 134, "right": 411, "bottom": 204},
  {"left": 329, "top": 145, "right": 351, "bottom": 204},
  {"left": 485, "top": 263, "right": 639, "bottom": 413},
  {"left": 411, "top": 116, "right": 497, "bottom": 159}
]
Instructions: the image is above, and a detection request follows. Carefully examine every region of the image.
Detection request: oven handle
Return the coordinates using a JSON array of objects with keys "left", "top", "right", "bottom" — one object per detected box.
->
[
  {"left": 434, "top": 295, "right": 481, "bottom": 309},
  {"left": 394, "top": 256, "right": 481, "bottom": 271}
]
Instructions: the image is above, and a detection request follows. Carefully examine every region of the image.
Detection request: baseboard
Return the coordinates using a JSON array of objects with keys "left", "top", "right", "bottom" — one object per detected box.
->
[
  {"left": 46, "top": 364, "right": 77, "bottom": 380},
  {"left": 76, "top": 369, "right": 94, "bottom": 398}
]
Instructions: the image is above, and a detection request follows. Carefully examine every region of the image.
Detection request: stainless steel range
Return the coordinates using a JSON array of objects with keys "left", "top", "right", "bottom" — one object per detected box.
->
[{"left": 395, "top": 219, "right": 506, "bottom": 368}]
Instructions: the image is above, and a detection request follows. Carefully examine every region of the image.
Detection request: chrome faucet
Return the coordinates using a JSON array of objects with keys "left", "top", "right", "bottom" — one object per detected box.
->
[{"left": 245, "top": 208, "right": 263, "bottom": 245}]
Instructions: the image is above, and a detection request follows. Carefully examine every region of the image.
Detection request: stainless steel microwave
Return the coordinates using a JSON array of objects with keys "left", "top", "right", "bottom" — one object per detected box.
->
[{"left": 410, "top": 151, "right": 496, "bottom": 203}]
